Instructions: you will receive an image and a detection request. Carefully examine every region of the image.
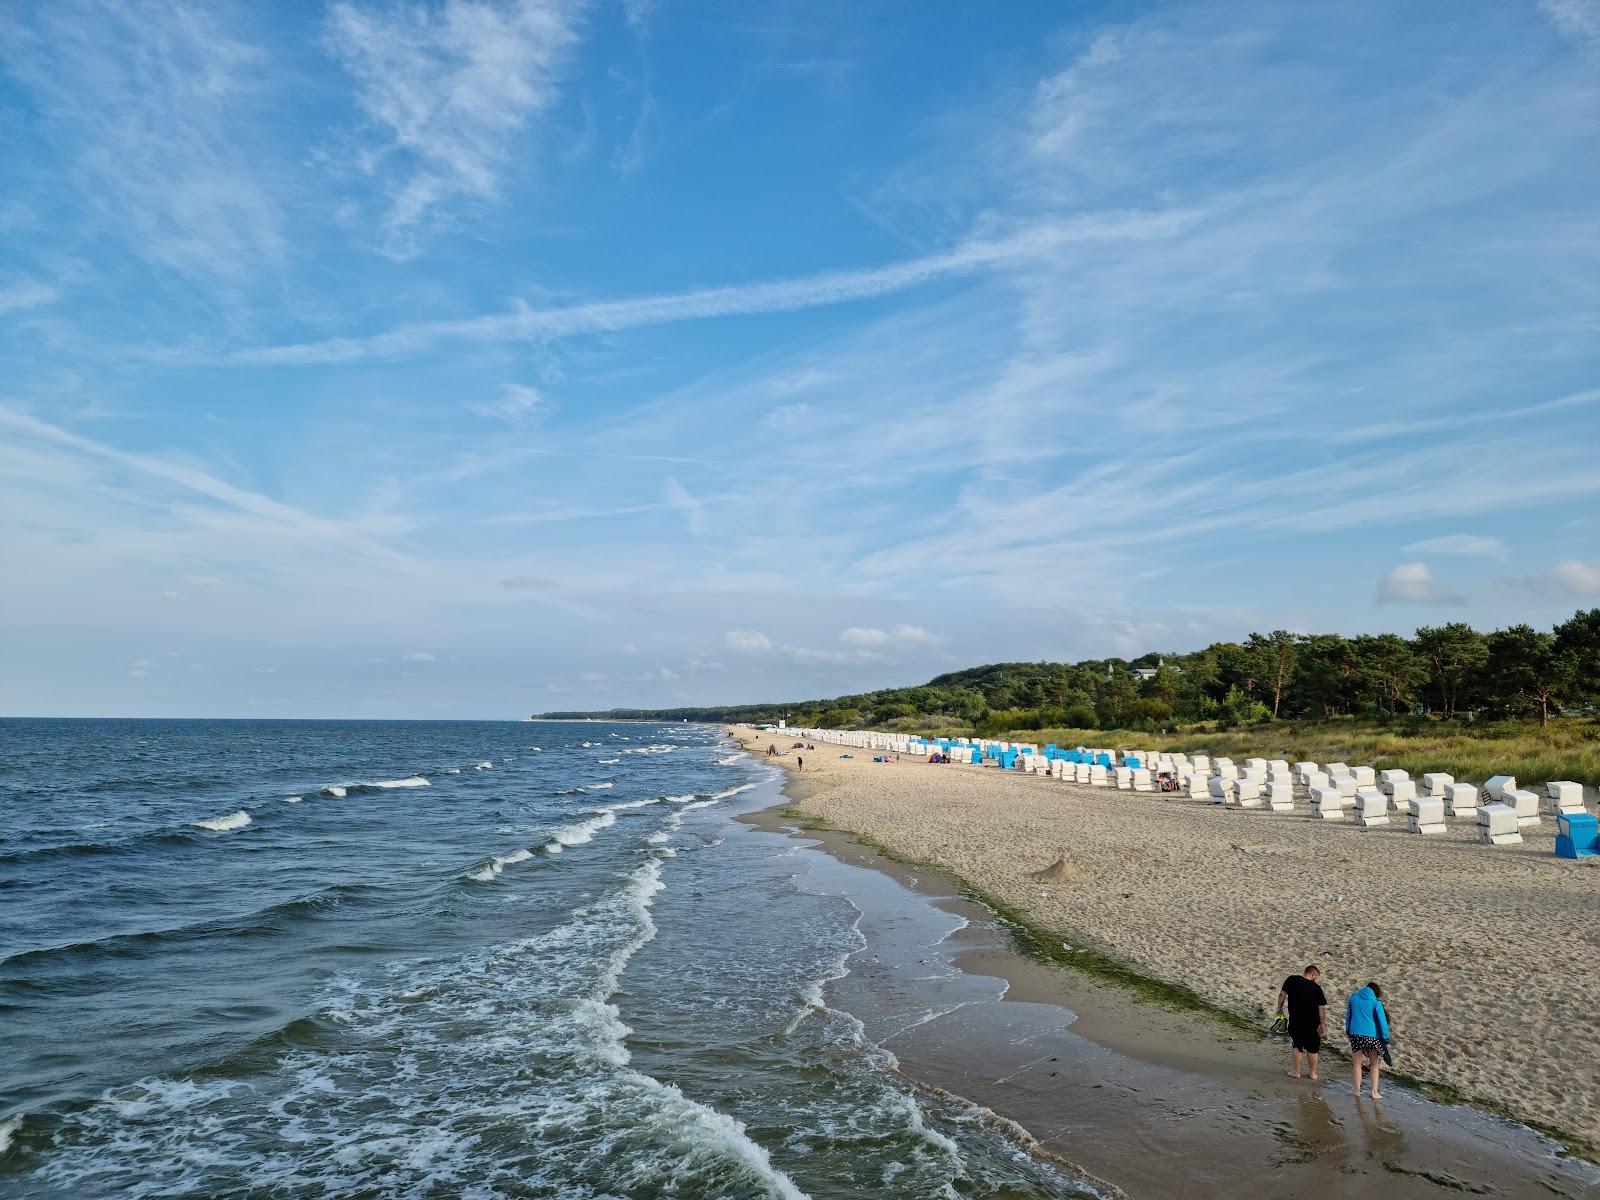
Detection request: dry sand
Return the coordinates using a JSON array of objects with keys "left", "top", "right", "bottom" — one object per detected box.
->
[{"left": 733, "top": 728, "right": 1600, "bottom": 1149}]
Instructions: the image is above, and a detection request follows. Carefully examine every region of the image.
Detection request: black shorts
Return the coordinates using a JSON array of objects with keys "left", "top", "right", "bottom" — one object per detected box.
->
[{"left": 1290, "top": 1026, "right": 1321, "bottom": 1054}]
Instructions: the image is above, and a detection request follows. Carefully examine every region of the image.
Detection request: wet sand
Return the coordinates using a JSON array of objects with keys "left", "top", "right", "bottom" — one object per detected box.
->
[{"left": 732, "top": 729, "right": 1600, "bottom": 1198}]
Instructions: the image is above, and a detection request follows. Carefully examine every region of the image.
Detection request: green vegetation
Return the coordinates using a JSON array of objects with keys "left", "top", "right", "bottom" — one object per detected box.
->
[{"left": 538, "top": 607, "right": 1600, "bottom": 784}]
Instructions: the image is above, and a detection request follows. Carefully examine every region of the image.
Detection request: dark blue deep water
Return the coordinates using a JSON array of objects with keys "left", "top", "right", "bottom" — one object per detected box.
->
[{"left": 0, "top": 719, "right": 1092, "bottom": 1198}]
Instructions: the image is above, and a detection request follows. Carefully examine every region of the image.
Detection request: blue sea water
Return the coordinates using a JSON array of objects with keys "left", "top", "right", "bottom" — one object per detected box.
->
[{"left": 0, "top": 719, "right": 1094, "bottom": 1198}]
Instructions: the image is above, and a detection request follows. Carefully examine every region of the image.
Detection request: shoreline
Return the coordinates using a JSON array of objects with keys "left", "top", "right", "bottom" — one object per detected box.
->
[{"left": 729, "top": 728, "right": 1600, "bottom": 1196}]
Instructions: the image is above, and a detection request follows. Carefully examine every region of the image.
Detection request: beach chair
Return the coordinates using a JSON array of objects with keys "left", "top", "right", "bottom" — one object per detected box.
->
[
  {"left": 1385, "top": 779, "right": 1417, "bottom": 813},
  {"left": 1293, "top": 761, "right": 1318, "bottom": 783},
  {"left": 1477, "top": 802, "right": 1522, "bottom": 845},
  {"left": 1301, "top": 770, "right": 1330, "bottom": 794},
  {"left": 1208, "top": 777, "right": 1235, "bottom": 805},
  {"left": 1421, "top": 772, "right": 1454, "bottom": 797},
  {"left": 1555, "top": 812, "right": 1598, "bottom": 859},
  {"left": 1482, "top": 775, "right": 1516, "bottom": 803},
  {"left": 1406, "top": 797, "right": 1447, "bottom": 834},
  {"left": 1444, "top": 783, "right": 1479, "bottom": 819},
  {"left": 1354, "top": 790, "right": 1389, "bottom": 827},
  {"left": 1504, "top": 789, "right": 1541, "bottom": 828},
  {"left": 1545, "top": 781, "right": 1584, "bottom": 816},
  {"left": 1310, "top": 787, "right": 1346, "bottom": 820},
  {"left": 1352, "top": 766, "right": 1377, "bottom": 787},
  {"left": 1379, "top": 769, "right": 1410, "bottom": 793},
  {"left": 1265, "top": 783, "right": 1294, "bottom": 812},
  {"left": 1132, "top": 768, "right": 1153, "bottom": 792},
  {"left": 1234, "top": 779, "right": 1263, "bottom": 807}
]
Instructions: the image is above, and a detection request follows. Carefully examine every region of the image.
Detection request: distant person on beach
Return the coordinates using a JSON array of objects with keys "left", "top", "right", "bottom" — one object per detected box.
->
[
  {"left": 767, "top": 744, "right": 776, "bottom": 756},
  {"left": 1346, "top": 982, "right": 1391, "bottom": 1100},
  {"left": 797, "top": 756, "right": 803, "bottom": 772},
  {"left": 1276, "top": 965, "right": 1327, "bottom": 1079}
]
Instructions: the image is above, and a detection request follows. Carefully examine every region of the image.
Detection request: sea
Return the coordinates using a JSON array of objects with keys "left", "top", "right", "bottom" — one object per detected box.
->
[{"left": 0, "top": 719, "right": 1099, "bottom": 1199}]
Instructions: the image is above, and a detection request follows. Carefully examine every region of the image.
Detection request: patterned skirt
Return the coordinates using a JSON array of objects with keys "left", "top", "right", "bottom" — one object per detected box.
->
[{"left": 1349, "top": 1033, "right": 1384, "bottom": 1054}]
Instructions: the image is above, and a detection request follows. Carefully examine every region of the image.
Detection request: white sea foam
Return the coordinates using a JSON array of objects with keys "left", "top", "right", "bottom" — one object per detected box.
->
[
  {"left": 0, "top": 1112, "right": 23, "bottom": 1156},
  {"left": 367, "top": 776, "right": 430, "bottom": 789},
  {"left": 646, "top": 831, "right": 670, "bottom": 844},
  {"left": 528, "top": 746, "right": 541, "bottom": 751},
  {"left": 588, "top": 781, "right": 615, "bottom": 790},
  {"left": 191, "top": 810, "right": 251, "bottom": 832},
  {"left": 598, "top": 758, "right": 621, "bottom": 764},
  {"left": 711, "top": 782, "right": 757, "bottom": 801},
  {"left": 680, "top": 799, "right": 717, "bottom": 811},
  {"left": 663, "top": 794, "right": 696, "bottom": 804},
  {"left": 321, "top": 785, "right": 348, "bottom": 797},
  {"left": 282, "top": 796, "right": 303, "bottom": 804},
  {"left": 445, "top": 768, "right": 462, "bottom": 774},
  {"left": 716, "top": 754, "right": 743, "bottom": 766},
  {"left": 549, "top": 811, "right": 617, "bottom": 848},
  {"left": 474, "top": 762, "right": 493, "bottom": 770}
]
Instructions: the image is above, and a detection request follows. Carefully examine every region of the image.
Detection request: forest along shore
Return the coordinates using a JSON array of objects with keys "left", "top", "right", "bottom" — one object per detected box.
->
[{"left": 732, "top": 728, "right": 1600, "bottom": 1153}]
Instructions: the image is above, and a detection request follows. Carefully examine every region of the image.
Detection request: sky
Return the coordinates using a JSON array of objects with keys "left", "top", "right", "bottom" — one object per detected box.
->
[{"left": 1, "top": 0, "right": 1597, "bottom": 719}]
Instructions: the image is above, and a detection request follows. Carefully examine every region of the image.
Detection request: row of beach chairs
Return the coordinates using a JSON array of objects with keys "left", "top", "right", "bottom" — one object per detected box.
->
[{"left": 780, "top": 728, "right": 1598, "bottom": 858}]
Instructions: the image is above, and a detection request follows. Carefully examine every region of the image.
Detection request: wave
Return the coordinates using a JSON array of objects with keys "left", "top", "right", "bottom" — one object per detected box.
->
[
  {"left": 0, "top": 1112, "right": 22, "bottom": 1157},
  {"left": 474, "top": 762, "right": 493, "bottom": 770},
  {"left": 598, "top": 758, "right": 621, "bottom": 764},
  {"left": 282, "top": 796, "right": 303, "bottom": 804},
  {"left": 588, "top": 781, "right": 614, "bottom": 790},
  {"left": 716, "top": 754, "right": 744, "bottom": 766},
  {"left": 464, "top": 847, "right": 538, "bottom": 883},
  {"left": 711, "top": 782, "right": 757, "bottom": 801},
  {"left": 444, "top": 768, "right": 462, "bottom": 774},
  {"left": 191, "top": 810, "right": 251, "bottom": 832},
  {"left": 679, "top": 799, "right": 717, "bottom": 811},
  {"left": 324, "top": 777, "right": 429, "bottom": 797},
  {"left": 598, "top": 797, "right": 663, "bottom": 812},
  {"left": 549, "top": 811, "right": 617, "bottom": 849}
]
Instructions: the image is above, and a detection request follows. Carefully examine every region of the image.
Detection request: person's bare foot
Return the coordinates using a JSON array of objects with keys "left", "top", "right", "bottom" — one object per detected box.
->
[
  {"left": 1370, "top": 1091, "right": 1382, "bottom": 1100},
  {"left": 1286, "top": 1070, "right": 1301, "bottom": 1078},
  {"left": 1309, "top": 1073, "right": 1319, "bottom": 1080}
]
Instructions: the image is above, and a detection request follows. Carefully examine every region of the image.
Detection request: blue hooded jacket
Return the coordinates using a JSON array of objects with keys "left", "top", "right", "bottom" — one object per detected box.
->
[{"left": 1345, "top": 985, "right": 1390, "bottom": 1039}]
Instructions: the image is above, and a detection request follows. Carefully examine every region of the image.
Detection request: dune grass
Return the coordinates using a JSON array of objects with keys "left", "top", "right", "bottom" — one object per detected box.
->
[{"left": 978, "top": 716, "right": 1600, "bottom": 788}]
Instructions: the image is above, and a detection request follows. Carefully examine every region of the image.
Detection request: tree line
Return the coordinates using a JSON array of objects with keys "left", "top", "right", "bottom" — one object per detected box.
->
[{"left": 537, "top": 608, "right": 1600, "bottom": 734}]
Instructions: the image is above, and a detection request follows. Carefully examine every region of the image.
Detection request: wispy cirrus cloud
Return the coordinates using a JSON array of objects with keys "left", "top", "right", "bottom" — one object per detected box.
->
[
  {"left": 0, "top": 0, "right": 285, "bottom": 288},
  {"left": 229, "top": 210, "right": 1199, "bottom": 364},
  {"left": 325, "top": 0, "right": 584, "bottom": 245},
  {"left": 1403, "top": 534, "right": 1508, "bottom": 560}
]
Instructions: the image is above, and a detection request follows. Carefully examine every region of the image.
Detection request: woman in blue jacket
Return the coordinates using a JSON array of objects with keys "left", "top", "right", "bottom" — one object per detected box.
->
[{"left": 1346, "top": 982, "right": 1390, "bottom": 1099}]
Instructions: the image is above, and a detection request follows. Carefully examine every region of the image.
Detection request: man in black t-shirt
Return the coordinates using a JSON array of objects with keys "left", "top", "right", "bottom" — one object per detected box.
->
[{"left": 1276, "top": 965, "right": 1327, "bottom": 1080}]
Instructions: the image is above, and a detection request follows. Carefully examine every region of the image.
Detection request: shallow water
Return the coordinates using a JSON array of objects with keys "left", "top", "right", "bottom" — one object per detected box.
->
[{"left": 0, "top": 719, "right": 1094, "bottom": 1198}]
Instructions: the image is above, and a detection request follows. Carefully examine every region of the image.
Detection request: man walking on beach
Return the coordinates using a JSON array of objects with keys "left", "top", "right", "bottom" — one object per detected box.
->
[{"left": 1276, "top": 965, "right": 1327, "bottom": 1080}]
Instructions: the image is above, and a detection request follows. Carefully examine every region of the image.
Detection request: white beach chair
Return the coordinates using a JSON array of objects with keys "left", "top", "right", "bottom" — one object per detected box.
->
[
  {"left": 1407, "top": 797, "right": 1447, "bottom": 834},
  {"left": 1504, "top": 789, "right": 1541, "bottom": 828},
  {"left": 1234, "top": 779, "right": 1263, "bottom": 808},
  {"left": 1482, "top": 775, "right": 1516, "bottom": 803},
  {"left": 1444, "top": 783, "right": 1479, "bottom": 819},
  {"left": 1545, "top": 781, "right": 1584, "bottom": 816},
  {"left": 1421, "top": 772, "right": 1454, "bottom": 797},
  {"left": 1310, "top": 786, "right": 1346, "bottom": 820},
  {"left": 1265, "top": 783, "right": 1294, "bottom": 812},
  {"left": 1385, "top": 779, "right": 1417, "bottom": 812},
  {"left": 1477, "top": 802, "right": 1522, "bottom": 845},
  {"left": 1354, "top": 790, "right": 1389, "bottom": 827},
  {"left": 1208, "top": 777, "right": 1235, "bottom": 805}
]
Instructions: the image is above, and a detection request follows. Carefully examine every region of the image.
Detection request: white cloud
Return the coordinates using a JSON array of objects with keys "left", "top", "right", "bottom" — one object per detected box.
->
[
  {"left": 1377, "top": 562, "right": 1462, "bottom": 605},
  {"left": 471, "top": 383, "right": 551, "bottom": 423},
  {"left": 232, "top": 212, "right": 1198, "bottom": 365},
  {"left": 1541, "top": 0, "right": 1600, "bottom": 64},
  {"left": 579, "top": 671, "right": 606, "bottom": 681},
  {"left": 402, "top": 650, "right": 437, "bottom": 661},
  {"left": 1545, "top": 558, "right": 1600, "bottom": 598},
  {"left": 254, "top": 666, "right": 276, "bottom": 673},
  {"left": 840, "top": 624, "right": 939, "bottom": 647},
  {"left": 839, "top": 626, "right": 888, "bottom": 646},
  {"left": 726, "top": 630, "right": 773, "bottom": 652},
  {"left": 1, "top": 0, "right": 285, "bottom": 287},
  {"left": 1402, "top": 534, "right": 1507, "bottom": 560},
  {"left": 0, "top": 280, "right": 60, "bottom": 315},
  {"left": 663, "top": 477, "right": 706, "bottom": 534},
  {"left": 326, "top": 0, "right": 583, "bottom": 241}
]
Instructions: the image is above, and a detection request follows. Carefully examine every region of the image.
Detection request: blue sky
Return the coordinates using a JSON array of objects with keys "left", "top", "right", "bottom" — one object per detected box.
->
[{"left": 2, "top": 0, "right": 1597, "bottom": 718}]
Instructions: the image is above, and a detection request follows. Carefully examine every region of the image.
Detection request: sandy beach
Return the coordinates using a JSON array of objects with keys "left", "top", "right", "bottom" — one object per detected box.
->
[{"left": 731, "top": 727, "right": 1600, "bottom": 1154}]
